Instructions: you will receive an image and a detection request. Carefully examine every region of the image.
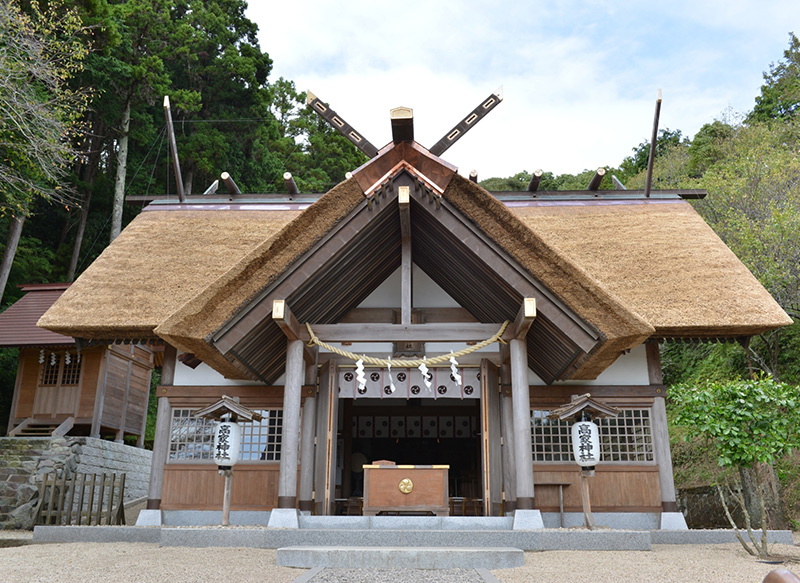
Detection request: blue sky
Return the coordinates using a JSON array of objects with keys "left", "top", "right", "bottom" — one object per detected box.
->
[{"left": 247, "top": 1, "right": 799, "bottom": 178}]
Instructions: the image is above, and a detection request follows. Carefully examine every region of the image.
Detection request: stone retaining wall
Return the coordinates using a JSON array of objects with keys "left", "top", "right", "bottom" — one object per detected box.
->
[{"left": 0, "top": 437, "right": 151, "bottom": 530}]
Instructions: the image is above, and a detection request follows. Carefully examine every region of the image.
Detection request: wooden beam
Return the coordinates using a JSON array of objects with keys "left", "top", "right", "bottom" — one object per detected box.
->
[
  {"left": 307, "top": 90, "right": 379, "bottom": 158},
  {"left": 163, "top": 96, "right": 185, "bottom": 202},
  {"left": 487, "top": 188, "right": 707, "bottom": 200},
  {"left": 272, "top": 300, "right": 317, "bottom": 364},
  {"left": 644, "top": 89, "right": 662, "bottom": 198},
  {"left": 283, "top": 172, "right": 299, "bottom": 195},
  {"left": 307, "top": 322, "right": 508, "bottom": 342},
  {"left": 611, "top": 174, "right": 627, "bottom": 190},
  {"left": 390, "top": 107, "right": 414, "bottom": 143},
  {"left": 202, "top": 179, "right": 219, "bottom": 195},
  {"left": 587, "top": 168, "right": 606, "bottom": 191},
  {"left": 398, "top": 186, "right": 411, "bottom": 239},
  {"left": 429, "top": 87, "right": 503, "bottom": 157},
  {"left": 399, "top": 186, "right": 412, "bottom": 326},
  {"left": 220, "top": 172, "right": 241, "bottom": 194},
  {"left": 469, "top": 170, "right": 478, "bottom": 183},
  {"left": 511, "top": 298, "right": 536, "bottom": 339},
  {"left": 527, "top": 169, "right": 543, "bottom": 192}
]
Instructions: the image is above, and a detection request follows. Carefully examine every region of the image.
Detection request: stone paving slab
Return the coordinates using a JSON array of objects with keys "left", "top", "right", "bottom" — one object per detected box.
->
[
  {"left": 33, "top": 525, "right": 160, "bottom": 544},
  {"left": 541, "top": 529, "right": 651, "bottom": 551},
  {"left": 651, "top": 529, "right": 794, "bottom": 545},
  {"left": 276, "top": 546, "right": 525, "bottom": 569}
]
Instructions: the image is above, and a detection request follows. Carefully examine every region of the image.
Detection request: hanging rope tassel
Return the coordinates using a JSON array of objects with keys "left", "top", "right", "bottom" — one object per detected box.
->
[{"left": 304, "top": 321, "right": 510, "bottom": 367}]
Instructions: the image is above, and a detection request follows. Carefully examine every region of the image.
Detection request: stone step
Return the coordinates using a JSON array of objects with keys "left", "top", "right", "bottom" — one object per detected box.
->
[{"left": 276, "top": 546, "right": 525, "bottom": 569}]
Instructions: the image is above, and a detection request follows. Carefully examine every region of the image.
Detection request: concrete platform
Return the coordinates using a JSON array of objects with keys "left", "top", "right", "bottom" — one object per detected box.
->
[
  {"left": 31, "top": 524, "right": 794, "bottom": 551},
  {"left": 276, "top": 546, "right": 525, "bottom": 569}
]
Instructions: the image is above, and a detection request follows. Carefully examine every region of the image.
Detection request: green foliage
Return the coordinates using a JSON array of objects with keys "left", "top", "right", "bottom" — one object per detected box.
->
[
  {"left": 479, "top": 168, "right": 614, "bottom": 192},
  {"left": 661, "top": 342, "right": 747, "bottom": 387},
  {"left": 749, "top": 33, "right": 800, "bottom": 123},
  {"left": 617, "top": 128, "right": 685, "bottom": 182},
  {"left": 688, "top": 120, "right": 735, "bottom": 177},
  {"left": 671, "top": 377, "right": 800, "bottom": 468},
  {"left": 0, "top": 0, "right": 89, "bottom": 214}
]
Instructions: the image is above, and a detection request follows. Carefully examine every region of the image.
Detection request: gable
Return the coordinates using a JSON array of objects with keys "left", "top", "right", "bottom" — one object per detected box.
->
[{"left": 154, "top": 150, "right": 653, "bottom": 384}]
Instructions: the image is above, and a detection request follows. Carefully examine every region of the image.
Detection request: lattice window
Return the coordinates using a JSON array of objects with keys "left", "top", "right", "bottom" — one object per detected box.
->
[
  {"left": 39, "top": 351, "right": 82, "bottom": 386},
  {"left": 530, "top": 408, "right": 654, "bottom": 463},
  {"left": 240, "top": 410, "right": 283, "bottom": 461},
  {"left": 531, "top": 410, "right": 572, "bottom": 462},
  {"left": 60, "top": 354, "right": 82, "bottom": 385},
  {"left": 168, "top": 408, "right": 282, "bottom": 462},
  {"left": 599, "top": 409, "right": 654, "bottom": 462},
  {"left": 40, "top": 355, "right": 61, "bottom": 386}
]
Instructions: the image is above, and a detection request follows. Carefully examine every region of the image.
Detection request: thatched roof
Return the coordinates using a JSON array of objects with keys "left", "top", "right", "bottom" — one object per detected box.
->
[
  {"left": 37, "top": 209, "right": 300, "bottom": 341},
  {"left": 154, "top": 177, "right": 367, "bottom": 377},
  {"left": 441, "top": 175, "right": 653, "bottom": 378},
  {"left": 38, "top": 167, "right": 791, "bottom": 381},
  {"left": 511, "top": 199, "right": 793, "bottom": 337}
]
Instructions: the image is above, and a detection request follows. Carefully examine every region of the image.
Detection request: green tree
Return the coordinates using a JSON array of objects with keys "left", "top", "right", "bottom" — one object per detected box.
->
[
  {"left": 693, "top": 121, "right": 800, "bottom": 380},
  {"left": 687, "top": 120, "right": 735, "bottom": 177},
  {"left": 671, "top": 377, "right": 800, "bottom": 556},
  {"left": 0, "top": 0, "right": 89, "bottom": 303},
  {"left": 749, "top": 33, "right": 800, "bottom": 123},
  {"left": 618, "top": 128, "right": 685, "bottom": 182}
]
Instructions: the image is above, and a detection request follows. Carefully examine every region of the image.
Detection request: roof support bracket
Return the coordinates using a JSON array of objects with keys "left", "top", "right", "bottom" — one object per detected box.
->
[
  {"left": 273, "top": 300, "right": 317, "bottom": 364},
  {"left": 511, "top": 298, "right": 537, "bottom": 339}
]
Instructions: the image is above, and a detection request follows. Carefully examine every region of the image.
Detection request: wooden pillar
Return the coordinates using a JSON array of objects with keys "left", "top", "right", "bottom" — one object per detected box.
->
[
  {"left": 146, "top": 344, "right": 176, "bottom": 509},
  {"left": 499, "top": 345, "right": 517, "bottom": 512},
  {"left": 652, "top": 396, "right": 677, "bottom": 511},
  {"left": 91, "top": 348, "right": 110, "bottom": 438},
  {"left": 480, "top": 359, "right": 503, "bottom": 516},
  {"left": 510, "top": 338, "right": 535, "bottom": 509},
  {"left": 298, "top": 363, "right": 318, "bottom": 512},
  {"left": 646, "top": 341, "right": 678, "bottom": 512},
  {"left": 314, "top": 360, "right": 338, "bottom": 515},
  {"left": 277, "top": 339, "right": 304, "bottom": 509}
]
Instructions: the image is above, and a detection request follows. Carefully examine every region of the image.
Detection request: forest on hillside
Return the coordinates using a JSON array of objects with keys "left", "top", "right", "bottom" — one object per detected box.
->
[{"left": 2, "top": 0, "right": 800, "bottom": 527}]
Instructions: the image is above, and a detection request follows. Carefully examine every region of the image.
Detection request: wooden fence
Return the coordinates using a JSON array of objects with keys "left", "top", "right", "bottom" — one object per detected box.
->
[{"left": 35, "top": 472, "right": 126, "bottom": 526}]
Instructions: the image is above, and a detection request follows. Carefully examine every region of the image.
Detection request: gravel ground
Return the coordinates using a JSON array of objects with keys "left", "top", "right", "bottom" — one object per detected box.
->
[{"left": 0, "top": 530, "right": 798, "bottom": 583}]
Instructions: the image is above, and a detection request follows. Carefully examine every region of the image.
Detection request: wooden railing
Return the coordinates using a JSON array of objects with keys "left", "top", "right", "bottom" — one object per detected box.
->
[{"left": 35, "top": 472, "right": 126, "bottom": 526}]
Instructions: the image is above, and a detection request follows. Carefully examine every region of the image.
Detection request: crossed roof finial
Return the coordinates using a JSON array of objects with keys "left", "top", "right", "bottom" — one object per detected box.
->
[{"left": 306, "top": 88, "right": 504, "bottom": 160}]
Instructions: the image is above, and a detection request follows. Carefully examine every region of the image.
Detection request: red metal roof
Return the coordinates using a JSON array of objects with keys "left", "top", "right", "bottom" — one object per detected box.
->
[{"left": 0, "top": 284, "right": 73, "bottom": 347}]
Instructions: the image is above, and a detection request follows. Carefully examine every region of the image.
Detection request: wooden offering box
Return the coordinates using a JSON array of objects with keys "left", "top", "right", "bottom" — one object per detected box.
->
[{"left": 362, "top": 464, "right": 449, "bottom": 516}]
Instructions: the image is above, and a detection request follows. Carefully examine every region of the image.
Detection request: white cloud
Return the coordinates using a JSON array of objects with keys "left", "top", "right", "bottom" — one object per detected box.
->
[{"left": 247, "top": 0, "right": 800, "bottom": 178}]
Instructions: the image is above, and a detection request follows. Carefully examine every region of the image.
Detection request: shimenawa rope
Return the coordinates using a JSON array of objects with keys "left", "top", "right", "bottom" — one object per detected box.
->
[{"left": 304, "top": 321, "right": 509, "bottom": 367}]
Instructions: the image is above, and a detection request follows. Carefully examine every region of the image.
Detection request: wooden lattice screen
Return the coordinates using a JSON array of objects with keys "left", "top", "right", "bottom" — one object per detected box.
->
[{"left": 35, "top": 472, "right": 126, "bottom": 526}]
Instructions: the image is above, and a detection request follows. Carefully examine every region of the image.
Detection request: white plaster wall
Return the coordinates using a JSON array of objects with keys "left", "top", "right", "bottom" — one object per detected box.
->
[
  {"left": 358, "top": 265, "right": 459, "bottom": 308},
  {"left": 528, "top": 343, "right": 650, "bottom": 386},
  {"left": 173, "top": 360, "right": 261, "bottom": 386}
]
